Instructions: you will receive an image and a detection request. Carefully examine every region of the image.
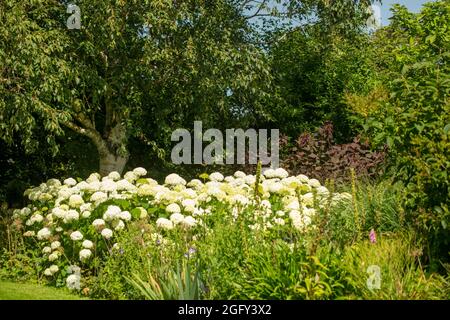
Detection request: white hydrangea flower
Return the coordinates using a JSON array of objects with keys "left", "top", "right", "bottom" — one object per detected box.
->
[
  {"left": 286, "top": 200, "right": 300, "bottom": 211},
  {"left": 116, "top": 179, "right": 136, "bottom": 191},
  {"left": 49, "top": 265, "right": 59, "bottom": 274},
  {"left": 234, "top": 171, "right": 246, "bottom": 178},
  {"left": 100, "top": 179, "right": 117, "bottom": 193},
  {"left": 50, "top": 241, "right": 61, "bottom": 250},
  {"left": 86, "top": 173, "right": 100, "bottom": 183},
  {"left": 308, "top": 179, "right": 321, "bottom": 188},
  {"left": 48, "top": 252, "right": 60, "bottom": 261},
  {"left": 209, "top": 172, "right": 224, "bottom": 182},
  {"left": 76, "top": 181, "right": 89, "bottom": 191},
  {"left": 137, "top": 184, "right": 155, "bottom": 196},
  {"left": 316, "top": 186, "right": 329, "bottom": 196},
  {"left": 42, "top": 246, "right": 52, "bottom": 254},
  {"left": 107, "top": 171, "right": 121, "bottom": 181},
  {"left": 274, "top": 168, "right": 289, "bottom": 179},
  {"left": 166, "top": 203, "right": 181, "bottom": 214},
  {"left": 64, "top": 210, "right": 79, "bottom": 223},
  {"left": 274, "top": 218, "right": 285, "bottom": 226},
  {"left": 79, "top": 248, "right": 92, "bottom": 261},
  {"left": 69, "top": 194, "right": 84, "bottom": 208},
  {"left": 231, "top": 194, "right": 249, "bottom": 206},
  {"left": 156, "top": 218, "right": 174, "bottom": 230},
  {"left": 244, "top": 175, "right": 256, "bottom": 185},
  {"left": 181, "top": 199, "right": 197, "bottom": 213},
  {"left": 92, "top": 219, "right": 106, "bottom": 229},
  {"left": 119, "top": 211, "right": 132, "bottom": 221},
  {"left": 170, "top": 213, "right": 185, "bottom": 225},
  {"left": 81, "top": 211, "right": 91, "bottom": 218},
  {"left": 70, "top": 231, "right": 83, "bottom": 241},
  {"left": 187, "top": 179, "right": 203, "bottom": 189},
  {"left": 101, "top": 228, "right": 113, "bottom": 239},
  {"left": 302, "top": 193, "right": 315, "bottom": 207},
  {"left": 66, "top": 274, "right": 81, "bottom": 290},
  {"left": 165, "top": 173, "right": 186, "bottom": 186},
  {"left": 32, "top": 213, "right": 44, "bottom": 223},
  {"left": 103, "top": 205, "right": 122, "bottom": 221},
  {"left": 44, "top": 268, "right": 53, "bottom": 276},
  {"left": 47, "top": 179, "right": 61, "bottom": 187},
  {"left": 85, "top": 181, "right": 101, "bottom": 192},
  {"left": 124, "top": 171, "right": 138, "bottom": 182},
  {"left": 263, "top": 168, "right": 276, "bottom": 178},
  {"left": 133, "top": 167, "right": 147, "bottom": 176},
  {"left": 268, "top": 182, "right": 283, "bottom": 194},
  {"left": 297, "top": 174, "right": 309, "bottom": 183},
  {"left": 52, "top": 207, "right": 67, "bottom": 219},
  {"left": 64, "top": 178, "right": 77, "bottom": 186},
  {"left": 90, "top": 192, "right": 106, "bottom": 204},
  {"left": 82, "top": 240, "right": 94, "bottom": 249},
  {"left": 182, "top": 216, "right": 197, "bottom": 228},
  {"left": 37, "top": 227, "right": 51, "bottom": 240}
]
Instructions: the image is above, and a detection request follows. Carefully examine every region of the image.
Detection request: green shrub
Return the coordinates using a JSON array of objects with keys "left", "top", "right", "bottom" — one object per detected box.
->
[{"left": 364, "top": 1, "right": 450, "bottom": 268}]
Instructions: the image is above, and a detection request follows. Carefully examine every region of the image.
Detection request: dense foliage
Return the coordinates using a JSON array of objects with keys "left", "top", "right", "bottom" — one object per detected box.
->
[{"left": 0, "top": 0, "right": 449, "bottom": 299}]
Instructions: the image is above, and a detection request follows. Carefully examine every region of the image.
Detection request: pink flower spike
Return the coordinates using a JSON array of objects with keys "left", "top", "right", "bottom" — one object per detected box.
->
[{"left": 369, "top": 229, "right": 377, "bottom": 244}]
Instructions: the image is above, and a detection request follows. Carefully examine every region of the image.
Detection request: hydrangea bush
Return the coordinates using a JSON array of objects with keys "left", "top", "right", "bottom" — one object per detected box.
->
[{"left": 11, "top": 167, "right": 352, "bottom": 291}]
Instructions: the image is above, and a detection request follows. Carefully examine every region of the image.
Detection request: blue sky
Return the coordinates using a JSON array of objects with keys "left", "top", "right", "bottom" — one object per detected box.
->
[{"left": 377, "top": 0, "right": 435, "bottom": 25}]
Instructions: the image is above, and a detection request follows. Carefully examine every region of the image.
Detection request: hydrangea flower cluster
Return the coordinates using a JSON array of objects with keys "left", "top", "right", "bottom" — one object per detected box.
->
[{"left": 12, "top": 167, "right": 351, "bottom": 290}]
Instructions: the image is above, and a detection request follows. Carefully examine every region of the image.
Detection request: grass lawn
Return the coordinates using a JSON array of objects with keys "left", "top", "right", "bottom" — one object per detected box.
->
[{"left": 0, "top": 280, "right": 86, "bottom": 300}]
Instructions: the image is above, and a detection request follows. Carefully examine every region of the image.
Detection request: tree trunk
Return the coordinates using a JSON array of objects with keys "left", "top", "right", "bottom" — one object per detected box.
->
[
  {"left": 98, "top": 123, "right": 129, "bottom": 176},
  {"left": 99, "top": 151, "right": 128, "bottom": 176}
]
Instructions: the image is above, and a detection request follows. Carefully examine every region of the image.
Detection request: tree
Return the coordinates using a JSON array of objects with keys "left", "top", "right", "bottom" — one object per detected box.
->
[
  {"left": 363, "top": 1, "right": 450, "bottom": 268},
  {"left": 260, "top": 0, "right": 378, "bottom": 141},
  {"left": 0, "top": 0, "right": 272, "bottom": 175}
]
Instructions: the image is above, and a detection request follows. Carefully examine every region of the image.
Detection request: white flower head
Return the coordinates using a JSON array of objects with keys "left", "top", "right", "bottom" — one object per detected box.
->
[
  {"left": 103, "top": 205, "right": 122, "bottom": 221},
  {"left": 234, "top": 171, "right": 246, "bottom": 178},
  {"left": 124, "top": 171, "right": 138, "bottom": 182},
  {"left": 182, "top": 216, "right": 197, "bottom": 228},
  {"left": 90, "top": 191, "right": 108, "bottom": 203},
  {"left": 101, "top": 228, "right": 113, "bottom": 239},
  {"left": 82, "top": 240, "right": 94, "bottom": 249},
  {"left": 165, "top": 173, "right": 186, "bottom": 186},
  {"left": 64, "top": 209, "right": 80, "bottom": 223},
  {"left": 79, "top": 248, "right": 92, "bottom": 261},
  {"left": 69, "top": 194, "right": 84, "bottom": 208},
  {"left": 274, "top": 168, "right": 289, "bottom": 179},
  {"left": 209, "top": 172, "right": 224, "bottom": 182},
  {"left": 64, "top": 178, "right": 77, "bottom": 186},
  {"left": 66, "top": 274, "right": 81, "bottom": 290},
  {"left": 170, "top": 213, "right": 185, "bottom": 225},
  {"left": 308, "top": 179, "right": 321, "bottom": 188},
  {"left": 119, "top": 211, "right": 132, "bottom": 221},
  {"left": 49, "top": 265, "right": 59, "bottom": 274},
  {"left": 50, "top": 241, "right": 61, "bottom": 250},
  {"left": 107, "top": 171, "right": 121, "bottom": 181},
  {"left": 37, "top": 227, "right": 51, "bottom": 240},
  {"left": 44, "top": 268, "right": 53, "bottom": 276},
  {"left": 81, "top": 211, "right": 91, "bottom": 218},
  {"left": 48, "top": 252, "right": 60, "bottom": 261},
  {"left": 133, "top": 167, "right": 147, "bottom": 177},
  {"left": 70, "top": 231, "right": 83, "bottom": 241},
  {"left": 166, "top": 203, "right": 181, "bottom": 214},
  {"left": 42, "top": 246, "right": 52, "bottom": 254},
  {"left": 156, "top": 218, "right": 174, "bottom": 230},
  {"left": 92, "top": 219, "right": 106, "bottom": 229}
]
